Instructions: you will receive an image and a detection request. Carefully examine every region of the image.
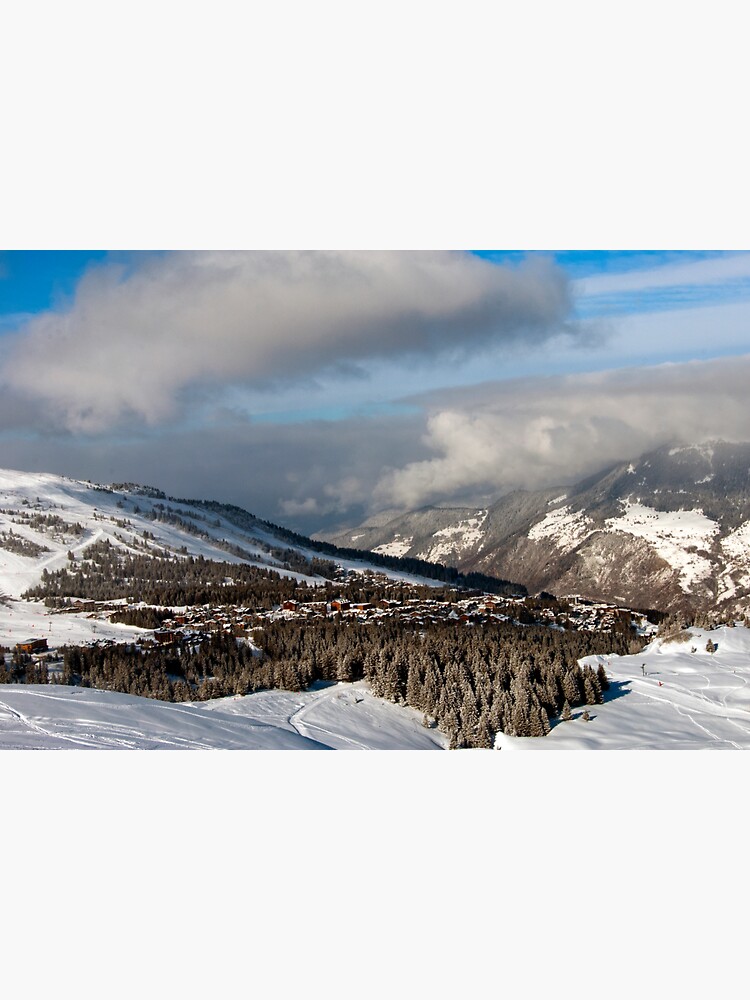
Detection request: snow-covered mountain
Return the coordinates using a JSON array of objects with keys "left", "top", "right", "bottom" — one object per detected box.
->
[
  {"left": 0, "top": 468, "right": 460, "bottom": 750},
  {"left": 0, "top": 467, "right": 451, "bottom": 604},
  {"left": 319, "top": 441, "right": 750, "bottom": 614},
  {"left": 0, "top": 467, "right": 504, "bottom": 653}
]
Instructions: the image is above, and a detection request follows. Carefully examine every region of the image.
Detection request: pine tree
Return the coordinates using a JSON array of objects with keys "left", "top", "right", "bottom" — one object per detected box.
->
[
  {"left": 583, "top": 674, "right": 598, "bottom": 705},
  {"left": 540, "top": 705, "right": 551, "bottom": 735}
]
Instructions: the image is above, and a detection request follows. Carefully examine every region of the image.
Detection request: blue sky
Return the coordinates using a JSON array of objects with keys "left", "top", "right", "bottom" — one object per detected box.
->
[
  {"left": 1, "top": 249, "right": 750, "bottom": 531},
  {"left": 0, "top": 251, "right": 162, "bottom": 326}
]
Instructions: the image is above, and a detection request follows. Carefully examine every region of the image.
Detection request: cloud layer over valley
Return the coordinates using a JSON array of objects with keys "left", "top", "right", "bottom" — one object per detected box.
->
[{"left": 374, "top": 355, "right": 750, "bottom": 512}]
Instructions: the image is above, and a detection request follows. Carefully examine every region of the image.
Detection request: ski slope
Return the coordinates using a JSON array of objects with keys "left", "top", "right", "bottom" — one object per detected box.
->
[
  {"left": 5, "top": 625, "right": 750, "bottom": 749},
  {"left": 0, "top": 680, "right": 448, "bottom": 750},
  {"left": 496, "top": 624, "right": 750, "bottom": 750}
]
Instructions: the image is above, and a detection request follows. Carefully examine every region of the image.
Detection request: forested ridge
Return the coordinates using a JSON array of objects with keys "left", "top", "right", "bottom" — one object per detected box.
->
[
  {"left": 22, "top": 537, "right": 495, "bottom": 609},
  {"left": 147, "top": 495, "right": 525, "bottom": 596}
]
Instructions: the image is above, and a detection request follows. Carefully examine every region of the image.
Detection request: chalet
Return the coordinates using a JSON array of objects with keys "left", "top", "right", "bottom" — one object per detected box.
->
[
  {"left": 330, "top": 600, "right": 350, "bottom": 612},
  {"left": 281, "top": 600, "right": 299, "bottom": 612},
  {"left": 153, "top": 629, "right": 177, "bottom": 645},
  {"left": 16, "top": 637, "right": 48, "bottom": 654}
]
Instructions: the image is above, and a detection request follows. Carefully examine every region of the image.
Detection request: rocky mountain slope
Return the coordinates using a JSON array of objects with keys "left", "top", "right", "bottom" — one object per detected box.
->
[{"left": 318, "top": 441, "right": 750, "bottom": 614}]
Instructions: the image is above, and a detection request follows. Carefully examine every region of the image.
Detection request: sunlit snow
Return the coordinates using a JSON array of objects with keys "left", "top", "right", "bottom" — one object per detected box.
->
[
  {"left": 604, "top": 501, "right": 718, "bottom": 591},
  {"left": 373, "top": 535, "right": 414, "bottom": 557},
  {"left": 528, "top": 505, "right": 593, "bottom": 549},
  {"left": 0, "top": 681, "right": 448, "bottom": 750},
  {"left": 497, "top": 624, "right": 750, "bottom": 750}
]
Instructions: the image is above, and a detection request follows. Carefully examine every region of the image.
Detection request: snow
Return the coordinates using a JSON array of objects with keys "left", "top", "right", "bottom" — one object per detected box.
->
[
  {"left": 423, "top": 511, "right": 487, "bottom": 562},
  {"left": 604, "top": 500, "right": 719, "bottom": 591},
  {"left": 718, "top": 522, "right": 750, "bottom": 600},
  {"left": 8, "top": 626, "right": 750, "bottom": 750},
  {"left": 496, "top": 624, "right": 750, "bottom": 750},
  {"left": 668, "top": 442, "right": 717, "bottom": 461},
  {"left": 198, "top": 681, "right": 447, "bottom": 750},
  {"left": 0, "top": 597, "right": 149, "bottom": 648},
  {"left": 0, "top": 680, "right": 448, "bottom": 750},
  {"left": 0, "top": 685, "right": 327, "bottom": 749},
  {"left": 373, "top": 535, "right": 414, "bottom": 557},
  {"left": 528, "top": 504, "right": 593, "bottom": 548}
]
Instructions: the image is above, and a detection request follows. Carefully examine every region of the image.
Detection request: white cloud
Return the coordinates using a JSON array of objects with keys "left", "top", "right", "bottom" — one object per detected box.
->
[
  {"left": 375, "top": 355, "right": 750, "bottom": 510},
  {"left": 0, "top": 250, "right": 573, "bottom": 432},
  {"left": 4, "top": 353, "right": 750, "bottom": 534},
  {"left": 575, "top": 252, "right": 750, "bottom": 297},
  {"left": 279, "top": 496, "right": 320, "bottom": 517}
]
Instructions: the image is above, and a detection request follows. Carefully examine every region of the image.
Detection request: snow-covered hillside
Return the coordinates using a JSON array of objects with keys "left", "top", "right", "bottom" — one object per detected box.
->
[
  {"left": 0, "top": 468, "right": 441, "bottom": 598},
  {"left": 6, "top": 625, "right": 750, "bottom": 749},
  {"left": 497, "top": 624, "right": 750, "bottom": 749},
  {"left": 0, "top": 467, "right": 446, "bottom": 649},
  {"left": 0, "top": 680, "right": 448, "bottom": 750}
]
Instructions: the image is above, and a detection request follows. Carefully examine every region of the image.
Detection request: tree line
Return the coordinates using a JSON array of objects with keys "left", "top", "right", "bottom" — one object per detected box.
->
[{"left": 22, "top": 538, "right": 487, "bottom": 610}]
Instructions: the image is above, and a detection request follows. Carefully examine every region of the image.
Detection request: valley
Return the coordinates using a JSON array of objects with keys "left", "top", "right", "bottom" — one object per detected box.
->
[{"left": 3, "top": 456, "right": 750, "bottom": 750}]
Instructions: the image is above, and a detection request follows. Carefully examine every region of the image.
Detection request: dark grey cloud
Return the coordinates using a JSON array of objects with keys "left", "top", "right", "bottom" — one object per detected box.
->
[
  {"left": 0, "top": 413, "right": 429, "bottom": 535},
  {"left": 0, "top": 251, "right": 572, "bottom": 432}
]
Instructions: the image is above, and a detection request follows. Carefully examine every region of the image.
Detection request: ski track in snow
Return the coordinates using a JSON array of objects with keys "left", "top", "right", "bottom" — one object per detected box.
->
[
  {"left": 0, "top": 690, "right": 218, "bottom": 749},
  {"left": 0, "top": 696, "right": 96, "bottom": 749},
  {"left": 497, "top": 626, "right": 750, "bottom": 750},
  {"left": 632, "top": 680, "right": 745, "bottom": 748},
  {"left": 289, "top": 696, "right": 371, "bottom": 750}
]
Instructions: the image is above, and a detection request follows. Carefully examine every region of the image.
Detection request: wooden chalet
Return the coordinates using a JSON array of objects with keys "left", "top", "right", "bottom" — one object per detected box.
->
[{"left": 16, "top": 637, "right": 48, "bottom": 654}]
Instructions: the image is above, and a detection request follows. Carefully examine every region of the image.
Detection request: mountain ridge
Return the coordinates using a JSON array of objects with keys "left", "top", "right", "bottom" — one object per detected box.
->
[
  {"left": 0, "top": 467, "right": 524, "bottom": 606},
  {"left": 317, "top": 440, "right": 750, "bottom": 614}
]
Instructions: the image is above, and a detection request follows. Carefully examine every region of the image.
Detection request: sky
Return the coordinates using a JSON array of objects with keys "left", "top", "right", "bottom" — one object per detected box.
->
[{"left": 1, "top": 248, "right": 750, "bottom": 534}]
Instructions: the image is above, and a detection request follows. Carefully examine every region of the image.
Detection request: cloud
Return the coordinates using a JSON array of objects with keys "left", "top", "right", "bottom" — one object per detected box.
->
[
  {"left": 374, "top": 355, "right": 750, "bottom": 510},
  {"left": 0, "top": 410, "right": 429, "bottom": 534},
  {"left": 3, "top": 353, "right": 750, "bottom": 534},
  {"left": 279, "top": 496, "right": 321, "bottom": 517},
  {"left": 0, "top": 250, "right": 573, "bottom": 432},
  {"left": 575, "top": 252, "right": 750, "bottom": 297}
]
